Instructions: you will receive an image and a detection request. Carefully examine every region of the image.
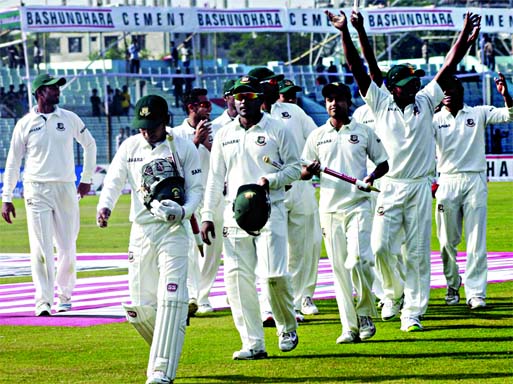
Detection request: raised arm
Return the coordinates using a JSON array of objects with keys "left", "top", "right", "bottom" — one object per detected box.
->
[
  {"left": 350, "top": 10, "right": 383, "bottom": 87},
  {"left": 435, "top": 12, "right": 481, "bottom": 88},
  {"left": 326, "top": 10, "right": 371, "bottom": 96},
  {"left": 495, "top": 72, "right": 513, "bottom": 108}
]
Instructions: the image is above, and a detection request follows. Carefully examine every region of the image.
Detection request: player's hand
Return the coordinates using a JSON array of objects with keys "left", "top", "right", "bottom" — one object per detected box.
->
[
  {"left": 462, "top": 12, "right": 481, "bottom": 44},
  {"left": 77, "top": 182, "right": 91, "bottom": 198},
  {"left": 306, "top": 160, "right": 321, "bottom": 176},
  {"left": 257, "top": 177, "right": 270, "bottom": 193},
  {"left": 495, "top": 72, "right": 509, "bottom": 96},
  {"left": 150, "top": 199, "right": 185, "bottom": 223},
  {"left": 97, "top": 207, "right": 111, "bottom": 228},
  {"left": 2, "top": 202, "right": 16, "bottom": 224},
  {"left": 201, "top": 220, "right": 215, "bottom": 245},
  {"left": 360, "top": 173, "right": 375, "bottom": 193},
  {"left": 194, "top": 120, "right": 213, "bottom": 148},
  {"left": 325, "top": 10, "right": 348, "bottom": 31},
  {"left": 350, "top": 10, "right": 364, "bottom": 32}
]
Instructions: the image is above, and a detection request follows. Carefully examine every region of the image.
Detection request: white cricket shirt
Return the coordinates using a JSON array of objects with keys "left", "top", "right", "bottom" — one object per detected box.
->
[
  {"left": 302, "top": 118, "right": 388, "bottom": 213},
  {"left": 97, "top": 133, "right": 203, "bottom": 225},
  {"left": 2, "top": 106, "right": 97, "bottom": 202},
  {"left": 433, "top": 104, "right": 513, "bottom": 174},
  {"left": 202, "top": 113, "right": 301, "bottom": 226},
  {"left": 364, "top": 80, "right": 443, "bottom": 179}
]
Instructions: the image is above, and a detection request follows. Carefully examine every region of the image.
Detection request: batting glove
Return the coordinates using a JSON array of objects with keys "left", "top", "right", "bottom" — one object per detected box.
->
[{"left": 150, "top": 199, "right": 185, "bottom": 223}]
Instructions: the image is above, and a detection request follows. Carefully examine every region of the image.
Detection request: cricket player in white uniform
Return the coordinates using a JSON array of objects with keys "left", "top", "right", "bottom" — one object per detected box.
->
[
  {"left": 97, "top": 95, "right": 203, "bottom": 384},
  {"left": 201, "top": 76, "right": 300, "bottom": 360},
  {"left": 350, "top": 10, "right": 405, "bottom": 305},
  {"left": 327, "top": 9, "right": 481, "bottom": 331},
  {"left": 433, "top": 74, "right": 513, "bottom": 309},
  {"left": 302, "top": 82, "right": 389, "bottom": 343},
  {"left": 1, "top": 73, "right": 96, "bottom": 316},
  {"left": 172, "top": 87, "right": 216, "bottom": 315},
  {"left": 248, "top": 67, "right": 322, "bottom": 322}
]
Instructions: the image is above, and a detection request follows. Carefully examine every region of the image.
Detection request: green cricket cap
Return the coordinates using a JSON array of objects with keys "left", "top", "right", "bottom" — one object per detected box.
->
[
  {"left": 32, "top": 73, "right": 66, "bottom": 94},
  {"left": 279, "top": 79, "right": 302, "bottom": 94},
  {"left": 231, "top": 76, "right": 263, "bottom": 95},
  {"left": 247, "top": 67, "right": 285, "bottom": 81},
  {"left": 386, "top": 64, "right": 425, "bottom": 88},
  {"left": 132, "top": 95, "right": 169, "bottom": 130}
]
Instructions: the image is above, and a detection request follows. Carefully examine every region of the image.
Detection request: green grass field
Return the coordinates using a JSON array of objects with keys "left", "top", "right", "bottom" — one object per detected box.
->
[{"left": 1, "top": 182, "right": 512, "bottom": 383}]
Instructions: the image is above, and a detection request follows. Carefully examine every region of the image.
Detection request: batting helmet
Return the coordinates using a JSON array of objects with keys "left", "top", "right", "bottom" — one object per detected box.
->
[
  {"left": 233, "top": 184, "right": 271, "bottom": 236},
  {"left": 140, "top": 158, "right": 185, "bottom": 210}
]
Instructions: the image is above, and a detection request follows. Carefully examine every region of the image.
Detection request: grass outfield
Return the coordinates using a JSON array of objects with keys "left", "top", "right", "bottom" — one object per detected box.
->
[{"left": 1, "top": 182, "right": 512, "bottom": 383}]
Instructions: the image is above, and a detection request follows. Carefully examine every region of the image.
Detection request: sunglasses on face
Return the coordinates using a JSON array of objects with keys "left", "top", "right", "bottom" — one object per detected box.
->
[
  {"left": 233, "top": 92, "right": 261, "bottom": 101},
  {"left": 260, "top": 78, "right": 278, "bottom": 86},
  {"left": 193, "top": 101, "right": 212, "bottom": 108}
]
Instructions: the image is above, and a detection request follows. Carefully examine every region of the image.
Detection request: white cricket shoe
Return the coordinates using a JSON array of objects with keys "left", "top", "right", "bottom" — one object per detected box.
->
[
  {"left": 146, "top": 371, "right": 172, "bottom": 384},
  {"left": 295, "top": 310, "right": 305, "bottom": 323},
  {"left": 301, "top": 296, "right": 319, "bottom": 315},
  {"left": 197, "top": 304, "right": 214, "bottom": 314},
  {"left": 232, "top": 349, "right": 268, "bottom": 360},
  {"left": 400, "top": 317, "right": 423, "bottom": 332},
  {"left": 381, "top": 296, "right": 403, "bottom": 321},
  {"left": 445, "top": 275, "right": 462, "bottom": 305},
  {"left": 35, "top": 302, "right": 51, "bottom": 317},
  {"left": 279, "top": 331, "right": 299, "bottom": 352},
  {"left": 468, "top": 297, "right": 486, "bottom": 310},
  {"left": 358, "top": 316, "right": 376, "bottom": 340},
  {"left": 336, "top": 330, "right": 360, "bottom": 344},
  {"left": 56, "top": 300, "right": 72, "bottom": 313}
]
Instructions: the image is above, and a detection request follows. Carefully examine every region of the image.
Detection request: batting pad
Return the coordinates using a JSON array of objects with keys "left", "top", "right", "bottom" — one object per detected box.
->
[
  {"left": 266, "top": 275, "right": 297, "bottom": 334},
  {"left": 147, "top": 275, "right": 188, "bottom": 381},
  {"left": 122, "top": 304, "right": 156, "bottom": 346}
]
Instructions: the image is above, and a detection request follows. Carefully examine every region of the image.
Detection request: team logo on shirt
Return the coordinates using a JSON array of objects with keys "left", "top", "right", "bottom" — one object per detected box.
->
[
  {"left": 281, "top": 112, "right": 291, "bottom": 119},
  {"left": 56, "top": 123, "right": 65, "bottom": 131},
  {"left": 167, "top": 283, "right": 178, "bottom": 292},
  {"left": 256, "top": 136, "right": 267, "bottom": 146},
  {"left": 349, "top": 135, "right": 359, "bottom": 144},
  {"left": 437, "top": 204, "right": 445, "bottom": 213},
  {"left": 466, "top": 119, "right": 476, "bottom": 127},
  {"left": 26, "top": 199, "right": 33, "bottom": 206},
  {"left": 223, "top": 227, "right": 228, "bottom": 237},
  {"left": 128, "top": 252, "right": 134, "bottom": 263},
  {"left": 376, "top": 206, "right": 385, "bottom": 216}
]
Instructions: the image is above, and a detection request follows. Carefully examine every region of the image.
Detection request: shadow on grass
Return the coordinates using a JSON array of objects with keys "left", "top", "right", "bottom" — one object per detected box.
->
[{"left": 185, "top": 372, "right": 513, "bottom": 383}]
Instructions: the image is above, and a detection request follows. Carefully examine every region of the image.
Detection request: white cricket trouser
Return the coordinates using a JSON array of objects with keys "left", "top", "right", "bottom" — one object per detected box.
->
[
  {"left": 198, "top": 203, "right": 224, "bottom": 306},
  {"left": 372, "top": 177, "right": 432, "bottom": 320},
  {"left": 223, "top": 202, "right": 297, "bottom": 351},
  {"left": 320, "top": 201, "right": 377, "bottom": 333},
  {"left": 284, "top": 181, "right": 322, "bottom": 309},
  {"left": 24, "top": 182, "right": 79, "bottom": 307},
  {"left": 127, "top": 221, "right": 189, "bottom": 381},
  {"left": 435, "top": 172, "right": 488, "bottom": 301},
  {"left": 369, "top": 178, "right": 405, "bottom": 301}
]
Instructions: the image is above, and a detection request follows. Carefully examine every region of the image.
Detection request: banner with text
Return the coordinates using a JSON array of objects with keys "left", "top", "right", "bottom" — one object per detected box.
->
[{"left": 19, "top": 6, "right": 513, "bottom": 34}]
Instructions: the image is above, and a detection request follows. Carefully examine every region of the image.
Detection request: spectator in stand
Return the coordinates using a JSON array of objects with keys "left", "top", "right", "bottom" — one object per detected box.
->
[
  {"left": 483, "top": 36, "right": 495, "bottom": 71},
  {"left": 128, "top": 37, "right": 141, "bottom": 74},
  {"left": 33, "top": 40, "right": 43, "bottom": 73},
  {"left": 18, "top": 84, "right": 29, "bottom": 115},
  {"left": 0, "top": 87, "right": 5, "bottom": 117},
  {"left": 8, "top": 44, "right": 18, "bottom": 68},
  {"left": 170, "top": 41, "right": 179, "bottom": 68},
  {"left": 315, "top": 62, "right": 328, "bottom": 86},
  {"left": 17, "top": 44, "right": 25, "bottom": 68},
  {"left": 421, "top": 40, "right": 429, "bottom": 65},
  {"left": 181, "top": 40, "right": 191, "bottom": 68},
  {"left": 491, "top": 128, "right": 508, "bottom": 154},
  {"left": 90, "top": 88, "right": 102, "bottom": 117},
  {"left": 4, "top": 85, "right": 17, "bottom": 118},
  {"left": 327, "top": 61, "right": 339, "bottom": 83},
  {"left": 172, "top": 68, "right": 185, "bottom": 108},
  {"left": 115, "top": 127, "right": 126, "bottom": 152},
  {"left": 111, "top": 89, "right": 123, "bottom": 116},
  {"left": 121, "top": 85, "right": 131, "bottom": 116},
  {"left": 184, "top": 67, "right": 194, "bottom": 94}
]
